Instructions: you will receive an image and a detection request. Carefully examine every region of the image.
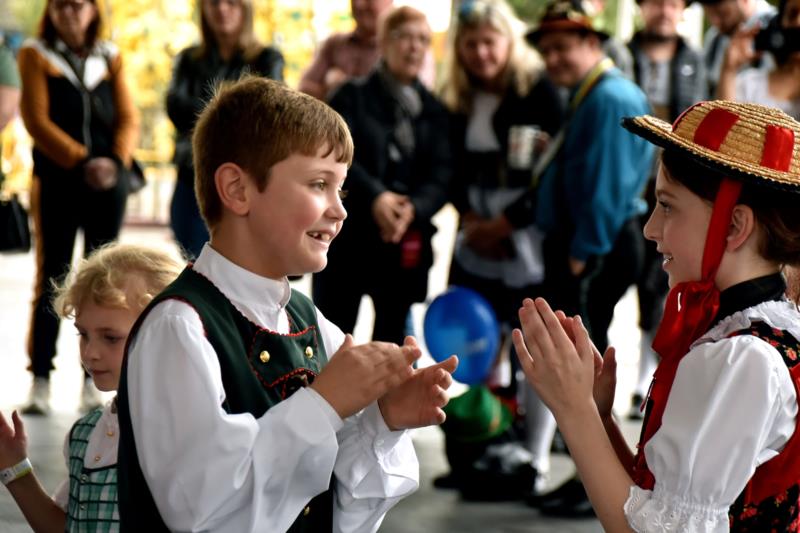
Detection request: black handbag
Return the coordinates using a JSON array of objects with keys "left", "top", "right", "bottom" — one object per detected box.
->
[
  {"left": 126, "top": 159, "right": 145, "bottom": 194},
  {"left": 0, "top": 194, "right": 31, "bottom": 253}
]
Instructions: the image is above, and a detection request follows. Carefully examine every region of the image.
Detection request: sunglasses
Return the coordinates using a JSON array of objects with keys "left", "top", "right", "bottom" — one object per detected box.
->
[
  {"left": 458, "top": 0, "right": 495, "bottom": 22},
  {"left": 52, "top": 0, "right": 93, "bottom": 11}
]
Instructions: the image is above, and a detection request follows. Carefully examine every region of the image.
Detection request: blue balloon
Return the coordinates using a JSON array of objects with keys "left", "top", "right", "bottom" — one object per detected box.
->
[{"left": 423, "top": 287, "right": 500, "bottom": 385}]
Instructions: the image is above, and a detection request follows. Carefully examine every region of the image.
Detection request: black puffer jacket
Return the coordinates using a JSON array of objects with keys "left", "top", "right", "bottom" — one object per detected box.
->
[{"left": 166, "top": 44, "right": 284, "bottom": 185}]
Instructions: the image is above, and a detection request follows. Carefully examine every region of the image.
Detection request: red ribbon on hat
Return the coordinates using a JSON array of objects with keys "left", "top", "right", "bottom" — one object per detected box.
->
[{"left": 632, "top": 108, "right": 744, "bottom": 489}]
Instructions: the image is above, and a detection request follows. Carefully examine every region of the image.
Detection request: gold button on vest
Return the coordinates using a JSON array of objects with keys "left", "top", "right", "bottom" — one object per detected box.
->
[
  {"left": 305, "top": 346, "right": 314, "bottom": 359},
  {"left": 259, "top": 350, "right": 270, "bottom": 363}
]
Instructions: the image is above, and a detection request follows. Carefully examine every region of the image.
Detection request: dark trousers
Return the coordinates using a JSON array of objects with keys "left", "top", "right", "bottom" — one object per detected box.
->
[
  {"left": 28, "top": 173, "right": 127, "bottom": 377},
  {"left": 543, "top": 218, "right": 644, "bottom": 353},
  {"left": 170, "top": 172, "right": 208, "bottom": 260},
  {"left": 312, "top": 268, "right": 419, "bottom": 346}
]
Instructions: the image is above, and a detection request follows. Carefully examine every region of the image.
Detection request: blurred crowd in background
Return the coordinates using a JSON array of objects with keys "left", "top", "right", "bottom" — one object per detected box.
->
[{"left": 1, "top": 0, "right": 798, "bottom": 521}]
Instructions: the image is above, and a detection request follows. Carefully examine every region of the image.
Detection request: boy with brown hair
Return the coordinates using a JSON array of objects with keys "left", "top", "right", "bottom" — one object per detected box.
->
[{"left": 116, "top": 77, "right": 458, "bottom": 532}]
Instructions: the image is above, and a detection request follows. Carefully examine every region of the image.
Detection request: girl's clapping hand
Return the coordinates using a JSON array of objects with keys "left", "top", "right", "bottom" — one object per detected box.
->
[{"left": 511, "top": 298, "right": 598, "bottom": 418}]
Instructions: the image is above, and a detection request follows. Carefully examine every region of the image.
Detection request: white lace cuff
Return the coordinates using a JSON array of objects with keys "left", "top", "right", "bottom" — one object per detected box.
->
[{"left": 624, "top": 485, "right": 730, "bottom": 533}]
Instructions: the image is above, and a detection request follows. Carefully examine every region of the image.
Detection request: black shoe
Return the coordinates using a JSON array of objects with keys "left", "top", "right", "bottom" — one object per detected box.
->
[
  {"left": 432, "top": 472, "right": 461, "bottom": 490},
  {"left": 539, "top": 490, "right": 595, "bottom": 518},
  {"left": 527, "top": 476, "right": 585, "bottom": 508},
  {"left": 459, "top": 443, "right": 537, "bottom": 502}
]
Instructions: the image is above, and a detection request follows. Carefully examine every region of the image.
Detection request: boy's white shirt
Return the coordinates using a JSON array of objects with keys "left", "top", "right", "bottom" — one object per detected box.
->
[
  {"left": 126, "top": 244, "right": 419, "bottom": 533},
  {"left": 624, "top": 300, "right": 799, "bottom": 533},
  {"left": 53, "top": 400, "right": 119, "bottom": 511}
]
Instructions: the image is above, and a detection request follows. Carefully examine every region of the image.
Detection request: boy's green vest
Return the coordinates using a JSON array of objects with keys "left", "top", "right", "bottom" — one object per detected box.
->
[{"left": 117, "top": 267, "right": 333, "bottom": 532}]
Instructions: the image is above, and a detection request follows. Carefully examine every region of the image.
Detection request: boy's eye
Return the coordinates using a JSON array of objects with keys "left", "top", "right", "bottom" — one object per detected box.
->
[
  {"left": 311, "top": 181, "right": 326, "bottom": 191},
  {"left": 103, "top": 335, "right": 124, "bottom": 344},
  {"left": 338, "top": 188, "right": 348, "bottom": 200},
  {"left": 658, "top": 200, "right": 671, "bottom": 213}
]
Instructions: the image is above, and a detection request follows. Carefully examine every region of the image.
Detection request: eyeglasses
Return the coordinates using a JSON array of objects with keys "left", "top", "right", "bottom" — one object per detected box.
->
[
  {"left": 390, "top": 30, "right": 432, "bottom": 47},
  {"left": 52, "top": 0, "right": 92, "bottom": 11},
  {"left": 204, "top": 0, "right": 243, "bottom": 7}
]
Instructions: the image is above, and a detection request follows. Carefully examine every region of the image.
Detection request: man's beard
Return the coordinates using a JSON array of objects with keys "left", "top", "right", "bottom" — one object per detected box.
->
[{"left": 640, "top": 30, "right": 678, "bottom": 44}]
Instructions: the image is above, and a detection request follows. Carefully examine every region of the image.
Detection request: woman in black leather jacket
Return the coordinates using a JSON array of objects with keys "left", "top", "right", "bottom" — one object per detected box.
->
[
  {"left": 312, "top": 6, "right": 451, "bottom": 345},
  {"left": 166, "top": 0, "right": 283, "bottom": 259}
]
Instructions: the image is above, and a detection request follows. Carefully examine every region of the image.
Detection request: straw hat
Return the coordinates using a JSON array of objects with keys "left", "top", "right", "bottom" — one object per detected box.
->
[
  {"left": 525, "top": 0, "right": 609, "bottom": 45},
  {"left": 622, "top": 100, "right": 800, "bottom": 192}
]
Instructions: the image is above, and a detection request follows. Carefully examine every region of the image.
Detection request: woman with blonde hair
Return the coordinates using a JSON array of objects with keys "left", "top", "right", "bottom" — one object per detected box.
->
[
  {"left": 166, "top": 0, "right": 283, "bottom": 259},
  {"left": 437, "top": 0, "right": 564, "bottom": 501}
]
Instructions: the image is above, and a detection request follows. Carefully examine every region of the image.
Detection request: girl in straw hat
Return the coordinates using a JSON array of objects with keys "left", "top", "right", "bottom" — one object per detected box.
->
[{"left": 512, "top": 99, "right": 800, "bottom": 531}]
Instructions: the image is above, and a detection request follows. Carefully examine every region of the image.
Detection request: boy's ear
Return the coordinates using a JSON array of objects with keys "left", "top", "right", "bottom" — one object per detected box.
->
[
  {"left": 726, "top": 204, "right": 756, "bottom": 252},
  {"left": 215, "top": 163, "right": 250, "bottom": 216}
]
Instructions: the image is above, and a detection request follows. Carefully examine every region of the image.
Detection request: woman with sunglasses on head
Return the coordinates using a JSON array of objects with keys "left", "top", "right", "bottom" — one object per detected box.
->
[
  {"left": 437, "top": 0, "right": 564, "bottom": 500},
  {"left": 18, "top": 0, "right": 139, "bottom": 417},
  {"left": 166, "top": 0, "right": 283, "bottom": 260}
]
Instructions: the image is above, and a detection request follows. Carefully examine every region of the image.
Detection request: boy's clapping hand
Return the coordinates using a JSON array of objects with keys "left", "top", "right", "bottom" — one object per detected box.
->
[
  {"left": 378, "top": 337, "right": 458, "bottom": 431},
  {"left": 311, "top": 335, "right": 421, "bottom": 420}
]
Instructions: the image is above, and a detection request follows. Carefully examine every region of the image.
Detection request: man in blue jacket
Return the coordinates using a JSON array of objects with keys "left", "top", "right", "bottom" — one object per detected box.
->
[{"left": 529, "top": 0, "right": 654, "bottom": 355}]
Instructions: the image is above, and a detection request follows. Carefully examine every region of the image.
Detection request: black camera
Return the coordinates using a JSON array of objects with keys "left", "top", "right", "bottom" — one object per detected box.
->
[{"left": 754, "top": 25, "right": 800, "bottom": 55}]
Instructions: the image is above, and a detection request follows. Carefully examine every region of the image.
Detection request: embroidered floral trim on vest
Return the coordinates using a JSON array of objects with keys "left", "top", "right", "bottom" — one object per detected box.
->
[{"left": 727, "top": 321, "right": 800, "bottom": 532}]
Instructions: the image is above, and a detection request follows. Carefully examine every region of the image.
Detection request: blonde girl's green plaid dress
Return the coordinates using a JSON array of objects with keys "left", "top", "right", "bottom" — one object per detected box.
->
[{"left": 65, "top": 407, "right": 120, "bottom": 532}]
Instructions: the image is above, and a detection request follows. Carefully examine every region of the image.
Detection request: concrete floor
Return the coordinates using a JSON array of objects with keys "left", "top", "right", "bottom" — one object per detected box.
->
[{"left": 0, "top": 211, "right": 645, "bottom": 532}]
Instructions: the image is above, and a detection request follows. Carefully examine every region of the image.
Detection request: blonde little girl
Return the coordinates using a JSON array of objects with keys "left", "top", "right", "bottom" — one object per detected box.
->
[{"left": 0, "top": 243, "right": 182, "bottom": 532}]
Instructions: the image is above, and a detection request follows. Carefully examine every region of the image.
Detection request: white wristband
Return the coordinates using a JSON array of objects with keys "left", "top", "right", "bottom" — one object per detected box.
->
[{"left": 0, "top": 458, "right": 32, "bottom": 486}]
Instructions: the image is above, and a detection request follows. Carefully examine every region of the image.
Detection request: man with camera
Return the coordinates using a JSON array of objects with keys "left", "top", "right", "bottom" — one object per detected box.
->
[
  {"left": 696, "top": 0, "right": 776, "bottom": 95},
  {"left": 717, "top": 0, "right": 800, "bottom": 120}
]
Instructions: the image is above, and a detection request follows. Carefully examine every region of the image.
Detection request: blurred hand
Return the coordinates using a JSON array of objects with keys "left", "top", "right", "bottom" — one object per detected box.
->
[
  {"left": 379, "top": 337, "right": 458, "bottom": 430},
  {"left": 464, "top": 215, "right": 513, "bottom": 259},
  {"left": 723, "top": 26, "right": 761, "bottom": 72},
  {"left": 84, "top": 157, "right": 118, "bottom": 191},
  {"left": 324, "top": 67, "right": 349, "bottom": 94},
  {"left": 0, "top": 411, "right": 28, "bottom": 470},
  {"left": 311, "top": 335, "right": 421, "bottom": 419},
  {"left": 373, "top": 191, "right": 413, "bottom": 243},
  {"left": 569, "top": 257, "right": 586, "bottom": 277},
  {"left": 534, "top": 130, "right": 552, "bottom": 154}
]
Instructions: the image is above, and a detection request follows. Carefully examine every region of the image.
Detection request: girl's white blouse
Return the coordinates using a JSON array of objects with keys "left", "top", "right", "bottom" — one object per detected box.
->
[{"left": 625, "top": 300, "right": 800, "bottom": 532}]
